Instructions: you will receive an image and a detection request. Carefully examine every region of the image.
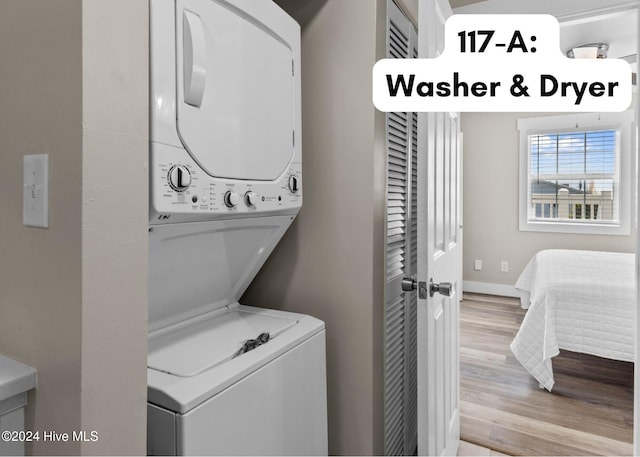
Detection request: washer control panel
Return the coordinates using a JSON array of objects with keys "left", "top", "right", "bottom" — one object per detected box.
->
[
  {"left": 288, "top": 175, "right": 300, "bottom": 193},
  {"left": 167, "top": 165, "right": 191, "bottom": 192},
  {"left": 151, "top": 143, "right": 302, "bottom": 223},
  {"left": 245, "top": 191, "right": 259, "bottom": 206}
]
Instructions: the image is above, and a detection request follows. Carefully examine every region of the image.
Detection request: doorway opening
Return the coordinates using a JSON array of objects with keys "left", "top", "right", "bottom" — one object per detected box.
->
[{"left": 458, "top": 3, "right": 638, "bottom": 456}]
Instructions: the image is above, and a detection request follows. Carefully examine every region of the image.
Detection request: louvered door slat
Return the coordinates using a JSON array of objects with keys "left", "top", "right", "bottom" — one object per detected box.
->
[
  {"left": 388, "top": 157, "right": 407, "bottom": 169},
  {"left": 388, "top": 164, "right": 406, "bottom": 174},
  {"left": 387, "top": 194, "right": 405, "bottom": 202},
  {"left": 389, "top": 144, "right": 408, "bottom": 156},
  {"left": 388, "top": 176, "right": 405, "bottom": 185},
  {"left": 387, "top": 229, "right": 405, "bottom": 239},
  {"left": 389, "top": 112, "right": 407, "bottom": 124}
]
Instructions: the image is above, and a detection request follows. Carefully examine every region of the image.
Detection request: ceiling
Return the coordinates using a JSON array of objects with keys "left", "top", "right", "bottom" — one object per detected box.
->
[
  {"left": 452, "top": 1, "right": 638, "bottom": 61},
  {"left": 450, "top": 0, "right": 486, "bottom": 9},
  {"left": 274, "top": 0, "right": 638, "bottom": 62},
  {"left": 559, "top": 10, "right": 636, "bottom": 60}
]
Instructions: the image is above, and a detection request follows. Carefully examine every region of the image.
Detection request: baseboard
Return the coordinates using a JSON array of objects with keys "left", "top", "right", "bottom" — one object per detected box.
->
[{"left": 462, "top": 281, "right": 519, "bottom": 298}]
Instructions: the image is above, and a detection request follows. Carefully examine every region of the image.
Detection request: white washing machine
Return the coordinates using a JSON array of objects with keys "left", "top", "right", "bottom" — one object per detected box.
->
[{"left": 147, "top": 1, "right": 328, "bottom": 455}]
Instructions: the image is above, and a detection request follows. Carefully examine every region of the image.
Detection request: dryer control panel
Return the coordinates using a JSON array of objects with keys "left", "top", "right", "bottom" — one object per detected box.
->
[{"left": 150, "top": 143, "right": 302, "bottom": 224}]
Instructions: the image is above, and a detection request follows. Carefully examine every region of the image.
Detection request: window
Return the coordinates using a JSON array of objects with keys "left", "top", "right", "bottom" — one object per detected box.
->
[
  {"left": 518, "top": 112, "right": 634, "bottom": 235},
  {"left": 529, "top": 129, "right": 617, "bottom": 223}
]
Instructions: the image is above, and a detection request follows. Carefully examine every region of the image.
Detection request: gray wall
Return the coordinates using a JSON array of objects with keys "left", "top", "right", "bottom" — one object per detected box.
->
[
  {"left": 461, "top": 111, "right": 636, "bottom": 288},
  {"left": 0, "top": 1, "right": 148, "bottom": 454},
  {"left": 244, "top": 0, "right": 388, "bottom": 454},
  {"left": 0, "top": 2, "right": 83, "bottom": 453}
]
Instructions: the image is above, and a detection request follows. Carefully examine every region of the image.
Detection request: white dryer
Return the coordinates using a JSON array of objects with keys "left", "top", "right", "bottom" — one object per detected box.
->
[{"left": 147, "top": 1, "right": 327, "bottom": 455}]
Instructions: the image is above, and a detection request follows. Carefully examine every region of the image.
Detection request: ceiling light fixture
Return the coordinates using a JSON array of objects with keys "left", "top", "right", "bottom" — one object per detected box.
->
[{"left": 566, "top": 43, "right": 609, "bottom": 59}]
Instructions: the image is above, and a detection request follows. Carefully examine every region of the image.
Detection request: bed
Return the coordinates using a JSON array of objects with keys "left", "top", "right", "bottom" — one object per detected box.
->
[{"left": 510, "top": 249, "right": 635, "bottom": 391}]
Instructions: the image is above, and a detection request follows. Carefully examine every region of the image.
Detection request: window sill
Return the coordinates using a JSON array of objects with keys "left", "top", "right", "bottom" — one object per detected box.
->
[{"left": 519, "top": 220, "right": 630, "bottom": 236}]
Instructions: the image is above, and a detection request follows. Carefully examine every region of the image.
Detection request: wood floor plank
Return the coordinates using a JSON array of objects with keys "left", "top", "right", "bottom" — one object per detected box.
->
[
  {"left": 459, "top": 293, "right": 633, "bottom": 456},
  {"left": 461, "top": 415, "right": 599, "bottom": 456},
  {"left": 458, "top": 440, "right": 491, "bottom": 456},
  {"left": 462, "top": 401, "right": 631, "bottom": 456},
  {"left": 460, "top": 386, "right": 632, "bottom": 442}
]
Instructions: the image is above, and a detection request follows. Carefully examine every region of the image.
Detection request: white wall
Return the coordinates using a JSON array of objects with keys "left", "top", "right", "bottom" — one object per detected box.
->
[
  {"left": 80, "top": 1, "right": 148, "bottom": 454},
  {"left": 461, "top": 111, "right": 636, "bottom": 289}
]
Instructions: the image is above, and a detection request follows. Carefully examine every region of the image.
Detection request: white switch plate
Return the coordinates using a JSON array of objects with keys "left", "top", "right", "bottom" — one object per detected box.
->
[
  {"left": 474, "top": 259, "right": 483, "bottom": 271},
  {"left": 23, "top": 154, "right": 49, "bottom": 228},
  {"left": 501, "top": 261, "right": 509, "bottom": 273}
]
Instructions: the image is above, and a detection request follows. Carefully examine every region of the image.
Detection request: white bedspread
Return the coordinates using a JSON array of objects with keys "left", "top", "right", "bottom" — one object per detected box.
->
[{"left": 510, "top": 249, "right": 635, "bottom": 391}]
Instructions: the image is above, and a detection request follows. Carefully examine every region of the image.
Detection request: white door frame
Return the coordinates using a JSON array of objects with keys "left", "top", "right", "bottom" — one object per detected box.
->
[{"left": 635, "top": 7, "right": 640, "bottom": 455}]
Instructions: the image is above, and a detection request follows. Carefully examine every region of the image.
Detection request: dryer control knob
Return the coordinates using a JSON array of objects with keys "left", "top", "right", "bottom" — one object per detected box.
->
[
  {"left": 245, "top": 191, "right": 259, "bottom": 207},
  {"left": 168, "top": 165, "right": 191, "bottom": 192},
  {"left": 288, "top": 175, "right": 300, "bottom": 193},
  {"left": 224, "top": 191, "right": 240, "bottom": 208}
]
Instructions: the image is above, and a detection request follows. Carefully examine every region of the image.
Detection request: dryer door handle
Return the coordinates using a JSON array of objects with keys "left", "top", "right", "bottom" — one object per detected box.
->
[{"left": 183, "top": 10, "right": 207, "bottom": 107}]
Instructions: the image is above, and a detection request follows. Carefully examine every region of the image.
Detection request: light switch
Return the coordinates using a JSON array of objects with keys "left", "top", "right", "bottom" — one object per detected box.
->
[{"left": 23, "top": 154, "right": 49, "bottom": 228}]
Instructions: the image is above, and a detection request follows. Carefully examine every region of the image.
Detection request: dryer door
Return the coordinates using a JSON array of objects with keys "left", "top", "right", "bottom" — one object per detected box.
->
[{"left": 175, "top": 0, "right": 296, "bottom": 181}]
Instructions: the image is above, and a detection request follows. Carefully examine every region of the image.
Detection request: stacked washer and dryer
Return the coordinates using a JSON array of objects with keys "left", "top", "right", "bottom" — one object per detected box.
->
[{"left": 147, "top": 1, "right": 328, "bottom": 455}]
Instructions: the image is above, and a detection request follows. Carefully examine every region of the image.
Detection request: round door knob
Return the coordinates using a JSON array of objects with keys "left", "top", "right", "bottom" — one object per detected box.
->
[
  {"left": 430, "top": 279, "right": 453, "bottom": 297},
  {"left": 224, "top": 191, "right": 240, "bottom": 208},
  {"left": 168, "top": 165, "right": 191, "bottom": 192},
  {"left": 245, "top": 191, "right": 259, "bottom": 206},
  {"left": 401, "top": 278, "right": 417, "bottom": 291},
  {"left": 288, "top": 175, "right": 300, "bottom": 193}
]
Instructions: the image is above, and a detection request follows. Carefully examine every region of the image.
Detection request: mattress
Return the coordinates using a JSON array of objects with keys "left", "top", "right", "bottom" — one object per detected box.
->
[{"left": 510, "top": 249, "right": 635, "bottom": 391}]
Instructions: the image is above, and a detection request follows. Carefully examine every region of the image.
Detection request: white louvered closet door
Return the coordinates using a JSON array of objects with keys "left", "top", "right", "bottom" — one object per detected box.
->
[{"left": 384, "top": 1, "right": 418, "bottom": 455}]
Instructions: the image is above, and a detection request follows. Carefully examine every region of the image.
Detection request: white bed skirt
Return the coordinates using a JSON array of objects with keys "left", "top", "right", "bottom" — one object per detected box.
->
[{"left": 510, "top": 249, "right": 635, "bottom": 391}]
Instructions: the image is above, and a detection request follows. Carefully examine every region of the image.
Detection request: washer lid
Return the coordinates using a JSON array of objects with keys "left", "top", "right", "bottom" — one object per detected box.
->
[
  {"left": 148, "top": 308, "right": 297, "bottom": 377},
  {"left": 176, "top": 0, "right": 297, "bottom": 181},
  {"left": 148, "top": 216, "right": 293, "bottom": 333}
]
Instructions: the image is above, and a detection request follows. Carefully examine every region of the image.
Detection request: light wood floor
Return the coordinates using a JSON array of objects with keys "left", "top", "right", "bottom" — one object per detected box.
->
[
  {"left": 460, "top": 293, "right": 634, "bottom": 456},
  {"left": 458, "top": 440, "right": 508, "bottom": 456}
]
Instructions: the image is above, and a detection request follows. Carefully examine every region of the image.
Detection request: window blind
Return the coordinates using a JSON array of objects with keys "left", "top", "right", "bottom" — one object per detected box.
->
[{"left": 528, "top": 129, "right": 619, "bottom": 224}]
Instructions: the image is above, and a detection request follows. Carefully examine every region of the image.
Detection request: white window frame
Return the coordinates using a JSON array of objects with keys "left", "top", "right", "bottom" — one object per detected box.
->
[{"left": 518, "top": 111, "right": 635, "bottom": 236}]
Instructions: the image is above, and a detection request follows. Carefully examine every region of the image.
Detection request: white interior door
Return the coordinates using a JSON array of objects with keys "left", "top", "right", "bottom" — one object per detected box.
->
[{"left": 417, "top": 0, "right": 461, "bottom": 455}]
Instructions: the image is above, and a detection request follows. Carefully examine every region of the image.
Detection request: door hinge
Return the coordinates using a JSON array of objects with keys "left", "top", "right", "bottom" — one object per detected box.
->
[{"left": 292, "top": 59, "right": 295, "bottom": 77}]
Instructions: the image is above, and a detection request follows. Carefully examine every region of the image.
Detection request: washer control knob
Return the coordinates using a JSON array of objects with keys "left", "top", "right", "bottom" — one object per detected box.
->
[
  {"left": 288, "top": 175, "right": 300, "bottom": 193},
  {"left": 224, "top": 191, "right": 240, "bottom": 208},
  {"left": 245, "top": 191, "right": 259, "bottom": 207},
  {"left": 167, "top": 165, "right": 191, "bottom": 192}
]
